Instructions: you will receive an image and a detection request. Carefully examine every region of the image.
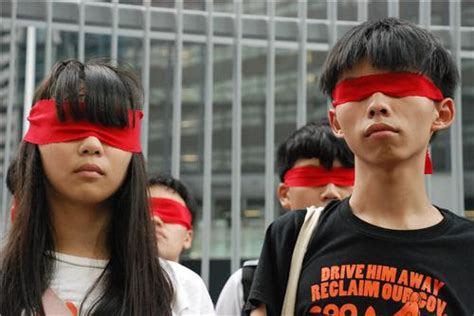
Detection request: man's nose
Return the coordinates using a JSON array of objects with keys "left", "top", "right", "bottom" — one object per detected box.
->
[
  {"left": 367, "top": 92, "right": 392, "bottom": 118},
  {"left": 320, "top": 183, "right": 342, "bottom": 202}
]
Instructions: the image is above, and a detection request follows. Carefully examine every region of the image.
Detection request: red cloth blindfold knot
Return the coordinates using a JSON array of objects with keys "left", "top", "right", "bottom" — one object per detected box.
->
[
  {"left": 10, "top": 198, "right": 16, "bottom": 223},
  {"left": 425, "top": 150, "right": 433, "bottom": 175},
  {"left": 284, "top": 166, "right": 355, "bottom": 187},
  {"left": 331, "top": 72, "right": 444, "bottom": 107},
  {"left": 150, "top": 198, "right": 193, "bottom": 230},
  {"left": 23, "top": 99, "right": 143, "bottom": 153}
]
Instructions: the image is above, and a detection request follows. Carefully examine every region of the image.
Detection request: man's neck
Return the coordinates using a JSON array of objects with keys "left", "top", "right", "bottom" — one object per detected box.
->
[
  {"left": 47, "top": 190, "right": 111, "bottom": 260},
  {"left": 349, "top": 160, "right": 443, "bottom": 230}
]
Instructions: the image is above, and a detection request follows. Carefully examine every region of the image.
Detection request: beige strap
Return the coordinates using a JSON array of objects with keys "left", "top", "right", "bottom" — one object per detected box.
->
[
  {"left": 42, "top": 288, "right": 73, "bottom": 315},
  {"left": 281, "top": 206, "right": 323, "bottom": 316}
]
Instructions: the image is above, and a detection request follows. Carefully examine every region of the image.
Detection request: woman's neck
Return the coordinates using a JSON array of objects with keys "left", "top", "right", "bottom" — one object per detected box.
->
[
  {"left": 47, "top": 189, "right": 111, "bottom": 260},
  {"left": 349, "top": 158, "right": 443, "bottom": 230}
]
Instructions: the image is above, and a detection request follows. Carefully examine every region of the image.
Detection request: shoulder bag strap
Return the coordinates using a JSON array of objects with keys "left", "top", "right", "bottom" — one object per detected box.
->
[{"left": 281, "top": 206, "right": 324, "bottom": 316}]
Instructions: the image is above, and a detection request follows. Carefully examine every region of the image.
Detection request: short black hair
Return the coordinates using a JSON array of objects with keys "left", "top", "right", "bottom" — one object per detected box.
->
[
  {"left": 148, "top": 174, "right": 196, "bottom": 225},
  {"left": 276, "top": 118, "right": 354, "bottom": 182},
  {"left": 320, "top": 18, "right": 459, "bottom": 99}
]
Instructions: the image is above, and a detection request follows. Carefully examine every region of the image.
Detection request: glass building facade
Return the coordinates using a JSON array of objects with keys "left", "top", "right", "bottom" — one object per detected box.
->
[{"left": 1, "top": 0, "right": 473, "bottom": 300}]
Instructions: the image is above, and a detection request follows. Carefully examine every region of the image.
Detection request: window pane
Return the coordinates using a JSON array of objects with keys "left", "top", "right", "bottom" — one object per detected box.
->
[
  {"left": 400, "top": 0, "right": 419, "bottom": 23},
  {"left": 461, "top": 0, "right": 474, "bottom": 26},
  {"left": 243, "top": 1, "right": 266, "bottom": 15},
  {"left": 276, "top": 1, "right": 297, "bottom": 18},
  {"left": 308, "top": 1, "right": 327, "bottom": 19},
  {"left": 53, "top": 32, "right": 78, "bottom": 65},
  {"left": 84, "top": 34, "right": 111, "bottom": 60},
  {"left": 432, "top": 0, "right": 449, "bottom": 26},
  {"left": 368, "top": 0, "right": 388, "bottom": 19},
  {"left": 338, "top": 1, "right": 358, "bottom": 21}
]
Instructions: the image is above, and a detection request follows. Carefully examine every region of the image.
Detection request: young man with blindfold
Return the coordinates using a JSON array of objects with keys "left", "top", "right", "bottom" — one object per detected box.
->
[
  {"left": 148, "top": 174, "right": 196, "bottom": 263},
  {"left": 216, "top": 119, "right": 354, "bottom": 315},
  {"left": 246, "top": 18, "right": 474, "bottom": 316}
]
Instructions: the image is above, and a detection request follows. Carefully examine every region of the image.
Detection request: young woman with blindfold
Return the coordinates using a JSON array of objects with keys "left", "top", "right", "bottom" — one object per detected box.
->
[{"left": 0, "top": 59, "right": 214, "bottom": 315}]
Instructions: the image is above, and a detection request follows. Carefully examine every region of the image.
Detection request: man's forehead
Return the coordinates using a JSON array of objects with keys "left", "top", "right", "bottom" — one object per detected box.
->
[
  {"left": 293, "top": 158, "right": 342, "bottom": 168},
  {"left": 339, "top": 60, "right": 389, "bottom": 82},
  {"left": 149, "top": 185, "right": 186, "bottom": 206}
]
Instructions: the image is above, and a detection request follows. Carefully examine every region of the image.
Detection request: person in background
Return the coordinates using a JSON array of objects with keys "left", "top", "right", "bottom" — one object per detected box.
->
[
  {"left": 148, "top": 174, "right": 196, "bottom": 263},
  {"left": 215, "top": 118, "right": 354, "bottom": 315}
]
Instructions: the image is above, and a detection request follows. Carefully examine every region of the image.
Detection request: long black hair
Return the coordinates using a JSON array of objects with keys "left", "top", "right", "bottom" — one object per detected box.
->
[{"left": 0, "top": 59, "right": 173, "bottom": 315}]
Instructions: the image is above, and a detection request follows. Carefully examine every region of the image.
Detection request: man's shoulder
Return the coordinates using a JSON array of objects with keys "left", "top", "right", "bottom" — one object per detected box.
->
[
  {"left": 441, "top": 208, "right": 474, "bottom": 234},
  {"left": 271, "top": 208, "right": 306, "bottom": 228},
  {"left": 267, "top": 200, "right": 343, "bottom": 241}
]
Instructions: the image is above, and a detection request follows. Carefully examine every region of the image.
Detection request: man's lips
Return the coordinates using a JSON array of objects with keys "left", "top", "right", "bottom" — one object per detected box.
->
[
  {"left": 364, "top": 123, "right": 399, "bottom": 137},
  {"left": 74, "top": 163, "right": 104, "bottom": 176}
]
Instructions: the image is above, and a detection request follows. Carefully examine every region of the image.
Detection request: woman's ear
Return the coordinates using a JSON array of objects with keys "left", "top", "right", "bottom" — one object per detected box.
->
[
  {"left": 432, "top": 98, "right": 455, "bottom": 132},
  {"left": 328, "top": 109, "right": 344, "bottom": 138},
  {"left": 277, "top": 183, "right": 291, "bottom": 210}
]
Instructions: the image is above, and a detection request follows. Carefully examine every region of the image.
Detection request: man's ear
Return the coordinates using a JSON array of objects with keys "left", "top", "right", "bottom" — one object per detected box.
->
[
  {"left": 183, "top": 229, "right": 193, "bottom": 250},
  {"left": 432, "top": 98, "right": 455, "bottom": 132},
  {"left": 328, "top": 109, "right": 344, "bottom": 138},
  {"left": 277, "top": 183, "right": 291, "bottom": 210}
]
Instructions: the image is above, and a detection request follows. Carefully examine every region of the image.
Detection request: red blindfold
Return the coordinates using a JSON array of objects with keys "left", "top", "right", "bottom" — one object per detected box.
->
[
  {"left": 150, "top": 198, "right": 193, "bottom": 230},
  {"left": 332, "top": 72, "right": 444, "bottom": 107},
  {"left": 284, "top": 166, "right": 355, "bottom": 187},
  {"left": 332, "top": 72, "right": 439, "bottom": 174},
  {"left": 24, "top": 99, "right": 143, "bottom": 153}
]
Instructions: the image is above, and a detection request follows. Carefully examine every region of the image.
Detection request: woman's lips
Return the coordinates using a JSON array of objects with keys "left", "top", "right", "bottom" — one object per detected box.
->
[{"left": 74, "top": 163, "right": 104, "bottom": 178}]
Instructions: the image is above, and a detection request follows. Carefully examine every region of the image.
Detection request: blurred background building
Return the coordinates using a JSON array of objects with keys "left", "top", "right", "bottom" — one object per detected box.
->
[{"left": 1, "top": 0, "right": 473, "bottom": 301}]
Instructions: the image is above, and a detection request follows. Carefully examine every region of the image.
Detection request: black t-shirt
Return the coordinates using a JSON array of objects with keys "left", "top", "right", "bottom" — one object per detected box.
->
[{"left": 246, "top": 198, "right": 474, "bottom": 315}]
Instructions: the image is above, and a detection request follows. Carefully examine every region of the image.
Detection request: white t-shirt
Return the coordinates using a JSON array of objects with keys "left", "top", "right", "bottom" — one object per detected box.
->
[
  {"left": 48, "top": 252, "right": 215, "bottom": 315},
  {"left": 215, "top": 260, "right": 259, "bottom": 315},
  {"left": 215, "top": 268, "right": 244, "bottom": 315}
]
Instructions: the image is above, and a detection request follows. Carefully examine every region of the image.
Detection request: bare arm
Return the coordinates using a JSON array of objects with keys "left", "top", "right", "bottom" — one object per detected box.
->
[{"left": 250, "top": 304, "right": 267, "bottom": 316}]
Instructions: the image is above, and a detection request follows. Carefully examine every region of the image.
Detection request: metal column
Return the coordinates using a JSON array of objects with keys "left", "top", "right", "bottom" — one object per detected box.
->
[
  {"left": 110, "top": 0, "right": 119, "bottom": 65},
  {"left": 1, "top": 0, "right": 18, "bottom": 234},
  {"left": 171, "top": 0, "right": 184, "bottom": 178},
  {"left": 78, "top": 0, "right": 85, "bottom": 62},
  {"left": 449, "top": 0, "right": 465, "bottom": 215},
  {"left": 420, "top": 0, "right": 433, "bottom": 199},
  {"left": 44, "top": 1, "right": 53, "bottom": 74},
  {"left": 264, "top": 0, "right": 276, "bottom": 229},
  {"left": 201, "top": 0, "right": 215, "bottom": 287},
  {"left": 231, "top": 0, "right": 243, "bottom": 273},
  {"left": 141, "top": 0, "right": 151, "bottom": 158},
  {"left": 296, "top": 0, "right": 307, "bottom": 128},
  {"left": 388, "top": 0, "right": 400, "bottom": 18},
  {"left": 22, "top": 27, "right": 36, "bottom": 136}
]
